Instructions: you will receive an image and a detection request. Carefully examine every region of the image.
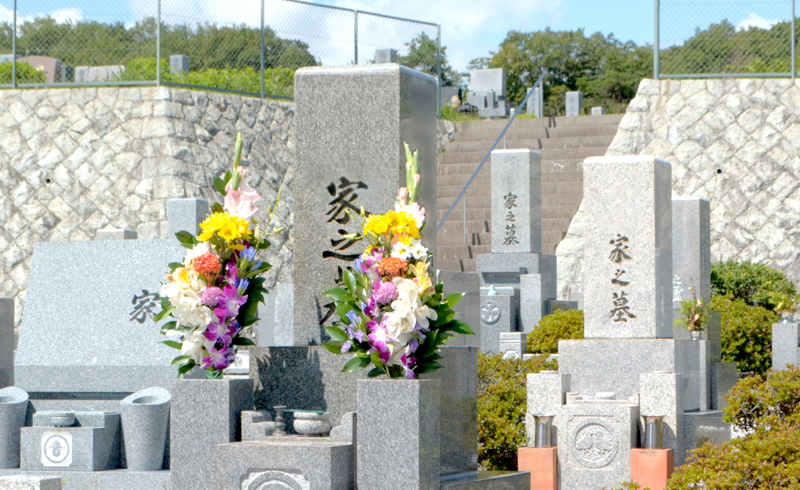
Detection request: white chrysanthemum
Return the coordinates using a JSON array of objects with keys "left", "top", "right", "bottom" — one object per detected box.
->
[
  {"left": 391, "top": 242, "right": 413, "bottom": 260},
  {"left": 410, "top": 242, "right": 428, "bottom": 260},
  {"left": 161, "top": 267, "right": 214, "bottom": 329}
]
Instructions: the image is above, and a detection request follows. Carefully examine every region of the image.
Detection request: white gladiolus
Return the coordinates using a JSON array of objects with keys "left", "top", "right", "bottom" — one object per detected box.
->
[{"left": 182, "top": 329, "right": 214, "bottom": 363}]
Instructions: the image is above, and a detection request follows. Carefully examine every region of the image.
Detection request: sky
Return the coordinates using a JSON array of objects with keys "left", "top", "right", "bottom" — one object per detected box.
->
[{"left": 0, "top": 0, "right": 792, "bottom": 72}]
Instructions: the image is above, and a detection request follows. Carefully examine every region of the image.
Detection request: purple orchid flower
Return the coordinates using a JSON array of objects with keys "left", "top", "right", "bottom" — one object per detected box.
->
[
  {"left": 214, "top": 284, "right": 248, "bottom": 320},
  {"left": 226, "top": 264, "right": 239, "bottom": 284},
  {"left": 364, "top": 296, "right": 379, "bottom": 319},
  {"left": 367, "top": 322, "right": 392, "bottom": 363},
  {"left": 201, "top": 346, "right": 235, "bottom": 370},
  {"left": 401, "top": 354, "right": 417, "bottom": 379},
  {"left": 408, "top": 339, "right": 419, "bottom": 353},
  {"left": 203, "top": 321, "right": 236, "bottom": 346}
]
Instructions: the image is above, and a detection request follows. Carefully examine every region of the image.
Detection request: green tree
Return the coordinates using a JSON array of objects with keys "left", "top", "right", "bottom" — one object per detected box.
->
[{"left": 396, "top": 32, "right": 461, "bottom": 86}]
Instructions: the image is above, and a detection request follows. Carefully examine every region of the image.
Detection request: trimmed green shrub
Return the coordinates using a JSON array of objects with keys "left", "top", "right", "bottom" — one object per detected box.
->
[
  {"left": 710, "top": 295, "right": 777, "bottom": 375},
  {"left": 666, "top": 368, "right": 800, "bottom": 489},
  {"left": 526, "top": 309, "right": 584, "bottom": 354},
  {"left": 710, "top": 259, "right": 796, "bottom": 311},
  {"left": 116, "top": 57, "right": 294, "bottom": 98},
  {"left": 441, "top": 104, "right": 480, "bottom": 121},
  {"left": 0, "top": 62, "right": 47, "bottom": 84},
  {"left": 477, "top": 352, "right": 556, "bottom": 470}
]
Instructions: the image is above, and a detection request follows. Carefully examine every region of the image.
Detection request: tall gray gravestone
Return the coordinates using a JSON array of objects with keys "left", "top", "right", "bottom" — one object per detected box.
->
[
  {"left": 0, "top": 299, "right": 13, "bottom": 388},
  {"left": 565, "top": 91, "right": 583, "bottom": 117},
  {"left": 540, "top": 156, "right": 690, "bottom": 488},
  {"left": 490, "top": 150, "right": 541, "bottom": 254},
  {"left": 671, "top": 197, "right": 711, "bottom": 305},
  {"left": 293, "top": 64, "right": 436, "bottom": 346}
]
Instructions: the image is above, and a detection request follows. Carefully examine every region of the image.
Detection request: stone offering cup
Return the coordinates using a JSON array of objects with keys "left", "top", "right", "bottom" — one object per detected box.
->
[
  {"left": 0, "top": 387, "right": 29, "bottom": 469},
  {"left": 120, "top": 387, "right": 171, "bottom": 471},
  {"left": 292, "top": 411, "right": 331, "bottom": 436}
]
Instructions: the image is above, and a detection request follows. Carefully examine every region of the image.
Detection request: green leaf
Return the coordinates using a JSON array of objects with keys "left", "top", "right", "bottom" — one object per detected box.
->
[
  {"left": 212, "top": 202, "right": 224, "bottom": 214},
  {"left": 342, "top": 356, "right": 371, "bottom": 373},
  {"left": 161, "top": 340, "right": 183, "bottom": 350},
  {"left": 367, "top": 367, "right": 384, "bottom": 378},
  {"left": 213, "top": 176, "right": 228, "bottom": 197},
  {"left": 159, "top": 320, "right": 177, "bottom": 332},
  {"left": 323, "top": 287, "right": 355, "bottom": 303},
  {"left": 450, "top": 320, "right": 475, "bottom": 335},
  {"left": 323, "top": 341, "right": 344, "bottom": 354},
  {"left": 445, "top": 292, "right": 463, "bottom": 309},
  {"left": 233, "top": 337, "right": 256, "bottom": 346},
  {"left": 178, "top": 361, "right": 195, "bottom": 376},
  {"left": 153, "top": 307, "right": 174, "bottom": 323},
  {"left": 343, "top": 269, "right": 357, "bottom": 295},
  {"left": 324, "top": 326, "right": 349, "bottom": 342},
  {"left": 175, "top": 230, "right": 196, "bottom": 245},
  {"left": 335, "top": 302, "right": 359, "bottom": 324},
  {"left": 171, "top": 355, "right": 190, "bottom": 365},
  {"left": 237, "top": 300, "right": 260, "bottom": 327}
]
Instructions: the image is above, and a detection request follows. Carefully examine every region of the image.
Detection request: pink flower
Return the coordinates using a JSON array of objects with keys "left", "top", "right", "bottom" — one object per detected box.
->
[
  {"left": 224, "top": 167, "right": 260, "bottom": 220},
  {"left": 397, "top": 187, "right": 409, "bottom": 206}
]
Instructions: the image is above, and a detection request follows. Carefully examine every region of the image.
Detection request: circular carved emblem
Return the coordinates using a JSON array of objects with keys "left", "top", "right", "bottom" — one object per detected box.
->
[
  {"left": 43, "top": 434, "right": 71, "bottom": 465},
  {"left": 572, "top": 422, "right": 617, "bottom": 468},
  {"left": 481, "top": 300, "right": 501, "bottom": 324}
]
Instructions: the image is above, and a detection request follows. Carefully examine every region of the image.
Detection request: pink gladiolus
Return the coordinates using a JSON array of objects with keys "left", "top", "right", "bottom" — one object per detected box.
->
[
  {"left": 397, "top": 187, "right": 409, "bottom": 206},
  {"left": 224, "top": 167, "right": 260, "bottom": 219}
]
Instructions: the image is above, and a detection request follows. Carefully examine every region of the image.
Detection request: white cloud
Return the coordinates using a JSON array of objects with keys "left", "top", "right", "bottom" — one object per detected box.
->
[
  {"left": 0, "top": 4, "right": 83, "bottom": 26},
  {"left": 736, "top": 12, "right": 779, "bottom": 31}
]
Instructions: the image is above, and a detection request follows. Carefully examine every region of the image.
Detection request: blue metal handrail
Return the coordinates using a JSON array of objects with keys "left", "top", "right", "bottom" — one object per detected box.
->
[{"left": 436, "top": 69, "right": 548, "bottom": 233}]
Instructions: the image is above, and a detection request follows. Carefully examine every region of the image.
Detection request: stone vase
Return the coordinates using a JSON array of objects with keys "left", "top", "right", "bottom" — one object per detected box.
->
[
  {"left": 357, "top": 378, "right": 440, "bottom": 490},
  {"left": 0, "top": 386, "right": 29, "bottom": 469},
  {"left": 121, "top": 387, "right": 171, "bottom": 471}
]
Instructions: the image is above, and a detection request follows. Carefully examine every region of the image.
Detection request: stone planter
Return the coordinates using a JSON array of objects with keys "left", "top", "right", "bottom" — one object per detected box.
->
[
  {"left": 0, "top": 387, "right": 29, "bottom": 469},
  {"left": 357, "top": 378, "right": 440, "bottom": 490},
  {"left": 121, "top": 387, "right": 171, "bottom": 471},
  {"left": 293, "top": 411, "right": 331, "bottom": 436}
]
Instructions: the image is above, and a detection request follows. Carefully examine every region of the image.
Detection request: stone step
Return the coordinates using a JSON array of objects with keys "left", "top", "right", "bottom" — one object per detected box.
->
[
  {"left": 452, "top": 124, "right": 621, "bottom": 142},
  {"left": 446, "top": 135, "right": 615, "bottom": 153},
  {"left": 454, "top": 113, "right": 624, "bottom": 132},
  {"left": 439, "top": 147, "right": 609, "bottom": 164}
]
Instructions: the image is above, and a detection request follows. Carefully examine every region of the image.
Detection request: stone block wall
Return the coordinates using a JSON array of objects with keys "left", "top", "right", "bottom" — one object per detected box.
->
[
  {"left": 0, "top": 87, "right": 295, "bottom": 338},
  {"left": 557, "top": 79, "right": 800, "bottom": 300}
]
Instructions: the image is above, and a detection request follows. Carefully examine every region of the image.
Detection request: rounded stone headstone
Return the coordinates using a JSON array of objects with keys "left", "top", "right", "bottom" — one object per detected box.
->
[
  {"left": 120, "top": 387, "right": 170, "bottom": 471},
  {"left": 0, "top": 386, "right": 29, "bottom": 469}
]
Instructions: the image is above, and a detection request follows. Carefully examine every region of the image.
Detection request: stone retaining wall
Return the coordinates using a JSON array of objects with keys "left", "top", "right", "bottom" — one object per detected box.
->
[
  {"left": 0, "top": 87, "right": 295, "bottom": 336},
  {"left": 557, "top": 78, "right": 800, "bottom": 301}
]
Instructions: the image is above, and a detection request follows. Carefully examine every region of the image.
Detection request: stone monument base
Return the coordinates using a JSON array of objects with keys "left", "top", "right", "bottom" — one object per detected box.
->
[
  {"left": 0, "top": 469, "right": 170, "bottom": 490},
  {"left": 439, "top": 471, "right": 530, "bottom": 489}
]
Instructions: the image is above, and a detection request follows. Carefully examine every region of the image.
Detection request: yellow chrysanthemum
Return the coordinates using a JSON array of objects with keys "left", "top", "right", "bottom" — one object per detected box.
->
[
  {"left": 198, "top": 212, "right": 251, "bottom": 243},
  {"left": 364, "top": 210, "right": 420, "bottom": 239},
  {"left": 363, "top": 214, "right": 389, "bottom": 236},
  {"left": 398, "top": 235, "right": 413, "bottom": 245}
]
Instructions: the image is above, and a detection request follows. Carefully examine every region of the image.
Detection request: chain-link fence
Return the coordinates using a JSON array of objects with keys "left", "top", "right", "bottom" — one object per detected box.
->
[
  {"left": 656, "top": 0, "right": 798, "bottom": 77},
  {"left": 0, "top": 0, "right": 440, "bottom": 101}
]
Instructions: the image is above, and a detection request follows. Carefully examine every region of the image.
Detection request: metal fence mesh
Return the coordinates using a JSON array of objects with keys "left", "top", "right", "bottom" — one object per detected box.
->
[
  {"left": 659, "top": 0, "right": 795, "bottom": 76},
  {"left": 0, "top": 0, "right": 439, "bottom": 99}
]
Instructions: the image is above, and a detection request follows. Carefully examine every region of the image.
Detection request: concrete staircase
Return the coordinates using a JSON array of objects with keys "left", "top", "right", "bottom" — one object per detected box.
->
[{"left": 436, "top": 114, "right": 623, "bottom": 272}]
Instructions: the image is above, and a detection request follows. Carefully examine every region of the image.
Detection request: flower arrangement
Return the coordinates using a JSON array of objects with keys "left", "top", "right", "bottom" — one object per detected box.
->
[
  {"left": 322, "top": 144, "right": 474, "bottom": 379},
  {"left": 674, "top": 285, "right": 710, "bottom": 333},
  {"left": 155, "top": 132, "right": 282, "bottom": 378}
]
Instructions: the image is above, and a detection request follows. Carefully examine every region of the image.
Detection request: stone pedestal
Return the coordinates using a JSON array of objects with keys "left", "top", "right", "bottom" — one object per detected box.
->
[
  {"left": 683, "top": 410, "right": 731, "bottom": 451},
  {"left": 217, "top": 438, "right": 354, "bottom": 490},
  {"left": 293, "top": 64, "right": 436, "bottom": 344},
  {"left": 499, "top": 332, "right": 527, "bottom": 357},
  {"left": 520, "top": 274, "right": 547, "bottom": 332},
  {"left": 630, "top": 449, "right": 673, "bottom": 490},
  {"left": 517, "top": 447, "right": 557, "bottom": 490},
  {"left": 480, "top": 293, "right": 517, "bottom": 354},
  {"left": 170, "top": 378, "right": 254, "bottom": 490},
  {"left": 772, "top": 321, "right": 800, "bottom": 370},
  {"left": 0, "top": 476, "right": 61, "bottom": 490},
  {"left": 357, "top": 379, "right": 440, "bottom": 490},
  {"left": 0, "top": 387, "right": 28, "bottom": 469}
]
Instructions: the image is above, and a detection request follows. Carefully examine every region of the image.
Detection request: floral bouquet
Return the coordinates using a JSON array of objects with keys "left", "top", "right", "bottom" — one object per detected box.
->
[
  {"left": 155, "top": 132, "right": 282, "bottom": 378},
  {"left": 322, "top": 144, "right": 474, "bottom": 379}
]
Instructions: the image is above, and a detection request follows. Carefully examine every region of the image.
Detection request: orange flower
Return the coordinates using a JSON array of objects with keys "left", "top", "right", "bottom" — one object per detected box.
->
[
  {"left": 193, "top": 253, "right": 221, "bottom": 276},
  {"left": 378, "top": 257, "right": 408, "bottom": 279}
]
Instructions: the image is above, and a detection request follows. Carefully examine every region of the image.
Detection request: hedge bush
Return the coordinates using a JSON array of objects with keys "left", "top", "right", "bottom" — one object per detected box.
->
[
  {"left": 116, "top": 57, "right": 295, "bottom": 98},
  {"left": 666, "top": 368, "right": 800, "bottom": 489},
  {"left": 710, "top": 259, "right": 796, "bottom": 311},
  {"left": 710, "top": 295, "right": 777, "bottom": 375},
  {"left": 526, "top": 309, "right": 584, "bottom": 354},
  {"left": 0, "top": 62, "right": 47, "bottom": 84},
  {"left": 477, "top": 353, "right": 556, "bottom": 470}
]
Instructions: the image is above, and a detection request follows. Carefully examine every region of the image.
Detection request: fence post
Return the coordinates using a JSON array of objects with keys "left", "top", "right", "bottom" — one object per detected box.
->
[
  {"left": 261, "top": 0, "right": 266, "bottom": 98},
  {"left": 354, "top": 10, "right": 358, "bottom": 65},
  {"left": 793, "top": 0, "right": 796, "bottom": 80},
  {"left": 12, "top": 0, "right": 16, "bottom": 89},
  {"left": 156, "top": 0, "right": 161, "bottom": 86},
  {"left": 654, "top": 0, "right": 660, "bottom": 80},
  {"left": 437, "top": 24, "right": 442, "bottom": 118}
]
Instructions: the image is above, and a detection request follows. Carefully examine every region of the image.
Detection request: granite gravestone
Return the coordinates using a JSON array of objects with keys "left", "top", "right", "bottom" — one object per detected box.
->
[
  {"left": 293, "top": 64, "right": 436, "bottom": 346},
  {"left": 0, "top": 299, "right": 13, "bottom": 388},
  {"left": 466, "top": 68, "right": 510, "bottom": 118},
  {"left": 671, "top": 197, "right": 711, "bottom": 306},
  {"left": 566, "top": 91, "right": 583, "bottom": 117},
  {"left": 582, "top": 156, "right": 673, "bottom": 339},
  {"left": 526, "top": 87, "right": 543, "bottom": 119},
  {"left": 490, "top": 150, "right": 541, "bottom": 254}
]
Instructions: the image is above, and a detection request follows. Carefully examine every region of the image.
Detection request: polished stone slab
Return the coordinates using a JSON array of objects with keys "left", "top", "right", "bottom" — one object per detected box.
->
[{"left": 490, "top": 149, "right": 541, "bottom": 254}]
